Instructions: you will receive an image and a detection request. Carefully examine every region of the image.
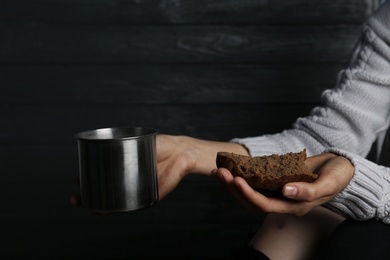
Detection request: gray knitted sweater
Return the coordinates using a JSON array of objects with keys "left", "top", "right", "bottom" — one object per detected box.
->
[{"left": 232, "top": 1, "right": 390, "bottom": 224}]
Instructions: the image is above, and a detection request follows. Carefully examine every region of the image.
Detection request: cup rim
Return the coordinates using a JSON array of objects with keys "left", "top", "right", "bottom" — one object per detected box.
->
[{"left": 75, "top": 127, "right": 158, "bottom": 141}]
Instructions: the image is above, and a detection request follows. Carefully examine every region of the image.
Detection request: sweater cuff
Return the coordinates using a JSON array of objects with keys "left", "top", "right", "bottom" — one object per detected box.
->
[
  {"left": 230, "top": 135, "right": 286, "bottom": 157},
  {"left": 230, "top": 130, "right": 322, "bottom": 157},
  {"left": 323, "top": 148, "right": 390, "bottom": 224}
]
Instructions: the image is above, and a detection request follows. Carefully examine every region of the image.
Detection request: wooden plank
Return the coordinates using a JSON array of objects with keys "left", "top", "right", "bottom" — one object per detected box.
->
[
  {"left": 0, "top": 0, "right": 376, "bottom": 25},
  {"left": 0, "top": 63, "right": 341, "bottom": 105},
  {"left": 0, "top": 104, "right": 316, "bottom": 144},
  {"left": 0, "top": 24, "right": 361, "bottom": 63}
]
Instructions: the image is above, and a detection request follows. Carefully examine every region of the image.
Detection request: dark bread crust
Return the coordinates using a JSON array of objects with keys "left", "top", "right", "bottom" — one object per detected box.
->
[{"left": 216, "top": 149, "right": 318, "bottom": 191}]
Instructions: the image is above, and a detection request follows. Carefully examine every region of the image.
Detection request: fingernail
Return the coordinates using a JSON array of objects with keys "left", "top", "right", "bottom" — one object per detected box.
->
[{"left": 284, "top": 186, "right": 298, "bottom": 198}]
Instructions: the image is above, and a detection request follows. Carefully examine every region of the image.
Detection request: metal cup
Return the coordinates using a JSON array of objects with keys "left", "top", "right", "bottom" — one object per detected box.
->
[{"left": 75, "top": 127, "right": 159, "bottom": 213}]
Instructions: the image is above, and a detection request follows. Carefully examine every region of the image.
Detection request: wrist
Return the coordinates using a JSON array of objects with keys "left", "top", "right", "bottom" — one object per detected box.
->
[{"left": 190, "top": 137, "right": 249, "bottom": 175}]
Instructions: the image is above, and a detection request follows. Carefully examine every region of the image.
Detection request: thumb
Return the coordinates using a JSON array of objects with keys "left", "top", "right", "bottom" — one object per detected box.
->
[
  {"left": 283, "top": 155, "right": 354, "bottom": 202},
  {"left": 282, "top": 184, "right": 300, "bottom": 199},
  {"left": 282, "top": 180, "right": 333, "bottom": 202}
]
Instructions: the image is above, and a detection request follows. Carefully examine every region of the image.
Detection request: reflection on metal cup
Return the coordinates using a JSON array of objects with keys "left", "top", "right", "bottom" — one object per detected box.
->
[{"left": 75, "top": 127, "right": 158, "bottom": 213}]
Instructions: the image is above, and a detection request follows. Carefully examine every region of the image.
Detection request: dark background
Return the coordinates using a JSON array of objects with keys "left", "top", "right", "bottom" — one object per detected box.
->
[{"left": 0, "top": 0, "right": 379, "bottom": 259}]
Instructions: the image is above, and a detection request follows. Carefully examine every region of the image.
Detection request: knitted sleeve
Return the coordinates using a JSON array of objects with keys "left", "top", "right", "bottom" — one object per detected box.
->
[
  {"left": 324, "top": 148, "right": 390, "bottom": 224},
  {"left": 231, "top": 1, "right": 390, "bottom": 222},
  {"left": 232, "top": 1, "right": 390, "bottom": 158}
]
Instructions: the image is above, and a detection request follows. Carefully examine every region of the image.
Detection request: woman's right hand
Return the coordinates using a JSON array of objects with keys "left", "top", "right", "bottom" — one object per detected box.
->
[
  {"left": 156, "top": 134, "right": 197, "bottom": 200},
  {"left": 156, "top": 134, "right": 249, "bottom": 200}
]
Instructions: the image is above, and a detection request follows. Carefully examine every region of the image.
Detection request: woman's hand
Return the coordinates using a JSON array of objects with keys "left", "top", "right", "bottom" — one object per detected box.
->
[
  {"left": 212, "top": 152, "right": 355, "bottom": 216},
  {"left": 155, "top": 134, "right": 196, "bottom": 199},
  {"left": 156, "top": 134, "right": 249, "bottom": 200}
]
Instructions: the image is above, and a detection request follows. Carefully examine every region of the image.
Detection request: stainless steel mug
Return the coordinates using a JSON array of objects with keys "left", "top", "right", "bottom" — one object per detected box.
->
[{"left": 75, "top": 127, "right": 159, "bottom": 213}]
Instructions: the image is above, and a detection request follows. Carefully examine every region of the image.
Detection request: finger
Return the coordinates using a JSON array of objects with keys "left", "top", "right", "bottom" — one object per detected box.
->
[
  {"left": 233, "top": 177, "right": 291, "bottom": 213},
  {"left": 213, "top": 168, "right": 258, "bottom": 211},
  {"left": 282, "top": 167, "right": 341, "bottom": 202},
  {"left": 234, "top": 177, "right": 311, "bottom": 215},
  {"left": 214, "top": 168, "right": 242, "bottom": 197},
  {"left": 288, "top": 154, "right": 355, "bottom": 203},
  {"left": 213, "top": 168, "right": 235, "bottom": 182}
]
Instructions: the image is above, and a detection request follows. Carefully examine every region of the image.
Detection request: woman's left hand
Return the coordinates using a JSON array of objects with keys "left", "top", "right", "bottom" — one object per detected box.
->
[{"left": 211, "top": 152, "right": 354, "bottom": 216}]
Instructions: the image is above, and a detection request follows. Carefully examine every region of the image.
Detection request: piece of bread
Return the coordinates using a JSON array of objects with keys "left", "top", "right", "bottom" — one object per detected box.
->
[{"left": 216, "top": 149, "right": 318, "bottom": 191}]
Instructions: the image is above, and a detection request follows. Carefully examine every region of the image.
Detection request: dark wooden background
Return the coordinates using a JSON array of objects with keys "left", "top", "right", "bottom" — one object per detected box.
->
[{"left": 0, "top": 0, "right": 378, "bottom": 259}]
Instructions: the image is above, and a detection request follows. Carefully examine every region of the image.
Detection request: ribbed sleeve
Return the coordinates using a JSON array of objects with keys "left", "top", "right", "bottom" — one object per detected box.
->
[
  {"left": 231, "top": 1, "right": 390, "bottom": 223},
  {"left": 324, "top": 148, "right": 390, "bottom": 224},
  {"left": 232, "top": 21, "right": 390, "bottom": 159}
]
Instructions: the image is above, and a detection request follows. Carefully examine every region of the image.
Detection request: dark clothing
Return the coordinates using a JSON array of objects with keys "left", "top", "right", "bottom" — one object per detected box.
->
[{"left": 315, "top": 219, "right": 390, "bottom": 260}]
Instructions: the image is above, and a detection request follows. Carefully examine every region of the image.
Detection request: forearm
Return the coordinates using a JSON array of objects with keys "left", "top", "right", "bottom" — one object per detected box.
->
[
  {"left": 186, "top": 136, "right": 249, "bottom": 175},
  {"left": 156, "top": 134, "right": 249, "bottom": 199}
]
